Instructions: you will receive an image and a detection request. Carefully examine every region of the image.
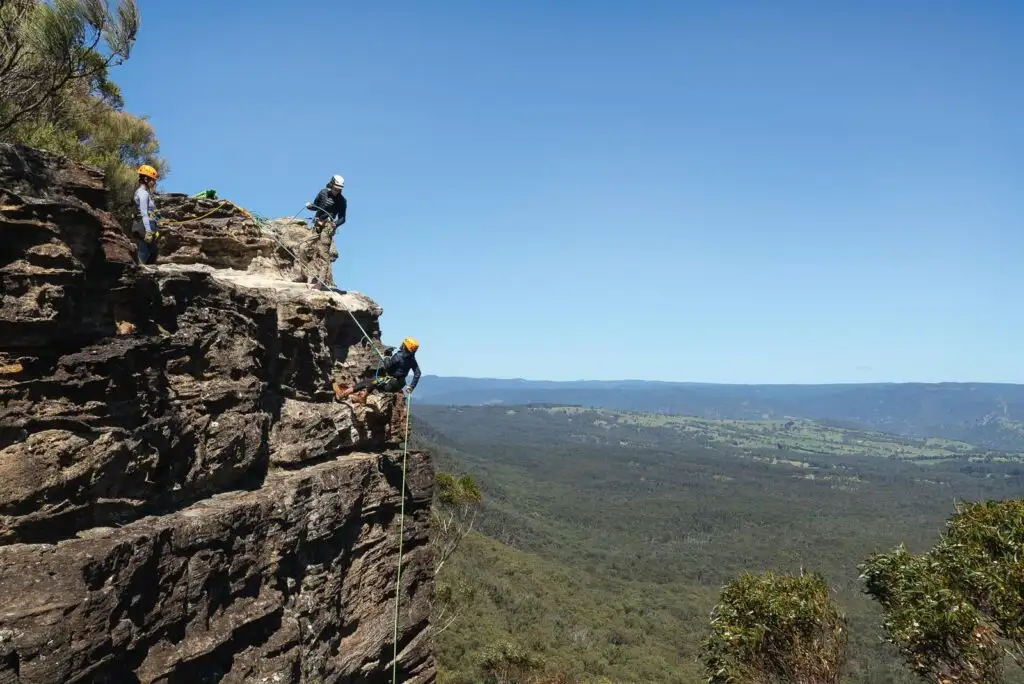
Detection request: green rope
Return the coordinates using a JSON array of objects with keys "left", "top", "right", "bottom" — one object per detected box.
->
[
  {"left": 392, "top": 393, "right": 412, "bottom": 684},
  {"left": 245, "top": 202, "right": 404, "bottom": 674},
  {"left": 246, "top": 201, "right": 405, "bottom": 674},
  {"left": 233, "top": 199, "right": 408, "bottom": 678}
]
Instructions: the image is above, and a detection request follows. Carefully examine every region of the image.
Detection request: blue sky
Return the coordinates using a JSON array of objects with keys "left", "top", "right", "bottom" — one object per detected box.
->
[{"left": 115, "top": 0, "right": 1022, "bottom": 384}]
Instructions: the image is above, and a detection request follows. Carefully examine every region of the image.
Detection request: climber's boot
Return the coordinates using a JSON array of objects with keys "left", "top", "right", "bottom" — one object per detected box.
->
[{"left": 332, "top": 382, "right": 367, "bottom": 405}]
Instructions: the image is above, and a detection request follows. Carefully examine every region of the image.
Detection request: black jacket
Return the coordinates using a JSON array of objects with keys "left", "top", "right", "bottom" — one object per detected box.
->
[
  {"left": 384, "top": 348, "right": 421, "bottom": 391},
  {"left": 312, "top": 188, "right": 347, "bottom": 225}
]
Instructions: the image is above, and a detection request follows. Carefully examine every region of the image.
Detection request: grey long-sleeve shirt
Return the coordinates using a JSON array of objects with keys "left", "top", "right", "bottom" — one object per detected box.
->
[{"left": 134, "top": 185, "right": 156, "bottom": 233}]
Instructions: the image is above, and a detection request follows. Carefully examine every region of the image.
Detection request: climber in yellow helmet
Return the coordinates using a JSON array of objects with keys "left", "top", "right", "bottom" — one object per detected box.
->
[
  {"left": 334, "top": 337, "right": 421, "bottom": 404},
  {"left": 132, "top": 164, "right": 159, "bottom": 265}
]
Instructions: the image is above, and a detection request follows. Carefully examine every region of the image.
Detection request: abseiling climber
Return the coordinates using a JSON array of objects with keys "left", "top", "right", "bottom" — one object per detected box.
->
[
  {"left": 306, "top": 174, "right": 347, "bottom": 234},
  {"left": 132, "top": 164, "right": 160, "bottom": 264},
  {"left": 334, "top": 337, "right": 421, "bottom": 404}
]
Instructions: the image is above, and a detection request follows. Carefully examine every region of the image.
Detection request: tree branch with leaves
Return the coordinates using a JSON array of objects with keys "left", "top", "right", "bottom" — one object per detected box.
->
[
  {"left": 702, "top": 570, "right": 849, "bottom": 684},
  {"left": 0, "top": 0, "right": 139, "bottom": 136},
  {"left": 860, "top": 499, "right": 1024, "bottom": 682},
  {"left": 933, "top": 500, "right": 1024, "bottom": 669},
  {"left": 430, "top": 471, "right": 483, "bottom": 637},
  {"left": 860, "top": 545, "right": 1005, "bottom": 684}
]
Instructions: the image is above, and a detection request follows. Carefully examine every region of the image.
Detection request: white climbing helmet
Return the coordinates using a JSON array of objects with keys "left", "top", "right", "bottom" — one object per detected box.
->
[{"left": 331, "top": 174, "right": 344, "bottom": 189}]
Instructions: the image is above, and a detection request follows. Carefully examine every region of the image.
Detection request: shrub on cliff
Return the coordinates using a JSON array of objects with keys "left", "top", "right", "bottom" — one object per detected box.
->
[
  {"left": 477, "top": 640, "right": 545, "bottom": 684},
  {"left": 0, "top": 0, "right": 166, "bottom": 219},
  {"left": 859, "top": 545, "right": 1004, "bottom": 683},
  {"left": 701, "top": 570, "right": 848, "bottom": 684},
  {"left": 860, "top": 499, "right": 1024, "bottom": 682},
  {"left": 432, "top": 471, "right": 483, "bottom": 637},
  {"left": 702, "top": 500, "right": 1024, "bottom": 683}
]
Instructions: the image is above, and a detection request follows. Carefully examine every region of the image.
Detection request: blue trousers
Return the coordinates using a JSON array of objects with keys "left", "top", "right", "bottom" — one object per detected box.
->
[{"left": 136, "top": 236, "right": 154, "bottom": 264}]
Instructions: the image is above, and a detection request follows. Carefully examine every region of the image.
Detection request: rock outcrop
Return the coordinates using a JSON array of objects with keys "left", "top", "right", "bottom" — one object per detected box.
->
[
  {"left": 0, "top": 144, "right": 435, "bottom": 683},
  {"left": 153, "top": 194, "right": 338, "bottom": 287}
]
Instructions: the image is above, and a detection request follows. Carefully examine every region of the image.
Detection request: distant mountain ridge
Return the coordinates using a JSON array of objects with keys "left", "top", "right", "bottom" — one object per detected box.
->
[{"left": 414, "top": 376, "right": 1024, "bottom": 450}]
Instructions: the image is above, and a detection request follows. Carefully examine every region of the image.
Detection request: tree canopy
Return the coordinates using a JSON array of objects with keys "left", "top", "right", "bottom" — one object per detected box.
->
[{"left": 0, "top": 0, "right": 164, "bottom": 215}]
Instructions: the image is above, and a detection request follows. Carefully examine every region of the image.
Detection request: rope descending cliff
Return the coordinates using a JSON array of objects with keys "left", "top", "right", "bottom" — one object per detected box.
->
[{"left": 0, "top": 142, "right": 437, "bottom": 683}]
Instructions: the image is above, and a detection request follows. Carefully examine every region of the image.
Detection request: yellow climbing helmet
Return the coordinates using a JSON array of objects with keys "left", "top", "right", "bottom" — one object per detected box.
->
[
  {"left": 137, "top": 164, "right": 158, "bottom": 180},
  {"left": 402, "top": 337, "right": 419, "bottom": 352}
]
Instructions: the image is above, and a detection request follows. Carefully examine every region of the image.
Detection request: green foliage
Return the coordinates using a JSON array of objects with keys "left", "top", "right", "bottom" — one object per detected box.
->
[
  {"left": 434, "top": 532, "right": 698, "bottom": 683},
  {"left": 0, "top": 0, "right": 162, "bottom": 222},
  {"left": 418, "top": 405, "right": 1024, "bottom": 683},
  {"left": 433, "top": 471, "right": 483, "bottom": 576},
  {"left": 10, "top": 87, "right": 166, "bottom": 213},
  {"left": 860, "top": 546, "right": 1004, "bottom": 683},
  {"left": 702, "top": 571, "right": 848, "bottom": 684},
  {"left": 478, "top": 640, "right": 545, "bottom": 684},
  {"left": 860, "top": 500, "right": 1024, "bottom": 682},
  {"left": 431, "top": 471, "right": 485, "bottom": 640},
  {"left": 0, "top": 0, "right": 138, "bottom": 134},
  {"left": 436, "top": 472, "right": 484, "bottom": 508},
  {"left": 934, "top": 500, "right": 1024, "bottom": 664}
]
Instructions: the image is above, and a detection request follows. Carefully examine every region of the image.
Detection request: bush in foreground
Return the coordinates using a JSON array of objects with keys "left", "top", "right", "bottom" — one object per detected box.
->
[{"left": 702, "top": 570, "right": 848, "bottom": 684}]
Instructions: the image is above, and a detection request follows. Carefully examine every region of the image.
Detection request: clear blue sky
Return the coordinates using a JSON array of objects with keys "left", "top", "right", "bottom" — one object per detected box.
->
[{"left": 115, "top": 0, "right": 1022, "bottom": 384}]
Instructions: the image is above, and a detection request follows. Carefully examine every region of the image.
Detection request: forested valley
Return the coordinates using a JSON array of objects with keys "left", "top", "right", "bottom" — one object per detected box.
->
[{"left": 418, "top": 404, "right": 1024, "bottom": 683}]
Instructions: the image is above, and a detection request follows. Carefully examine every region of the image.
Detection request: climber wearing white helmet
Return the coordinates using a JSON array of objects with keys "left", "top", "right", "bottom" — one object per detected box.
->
[{"left": 306, "top": 174, "right": 347, "bottom": 235}]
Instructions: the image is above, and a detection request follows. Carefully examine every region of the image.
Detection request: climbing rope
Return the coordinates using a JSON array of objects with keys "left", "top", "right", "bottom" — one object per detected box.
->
[
  {"left": 158, "top": 201, "right": 230, "bottom": 226},
  {"left": 392, "top": 393, "right": 412, "bottom": 684},
  {"left": 236, "top": 202, "right": 412, "bottom": 677},
  {"left": 162, "top": 196, "right": 414, "bottom": 679},
  {"left": 256, "top": 205, "right": 388, "bottom": 363},
  {"left": 243, "top": 204, "right": 413, "bottom": 679},
  {"left": 201, "top": 201, "right": 388, "bottom": 363},
  {"left": 154, "top": 197, "right": 386, "bottom": 363}
]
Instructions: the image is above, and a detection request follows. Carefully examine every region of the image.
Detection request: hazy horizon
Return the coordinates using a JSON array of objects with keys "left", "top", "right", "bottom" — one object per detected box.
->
[{"left": 420, "top": 374, "right": 1024, "bottom": 387}]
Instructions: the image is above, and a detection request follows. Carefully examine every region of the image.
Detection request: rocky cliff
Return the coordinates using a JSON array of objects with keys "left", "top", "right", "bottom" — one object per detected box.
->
[{"left": 0, "top": 143, "right": 435, "bottom": 683}]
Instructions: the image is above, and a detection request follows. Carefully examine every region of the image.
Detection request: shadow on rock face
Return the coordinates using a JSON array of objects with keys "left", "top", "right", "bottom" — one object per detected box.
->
[{"left": 0, "top": 143, "right": 436, "bottom": 683}]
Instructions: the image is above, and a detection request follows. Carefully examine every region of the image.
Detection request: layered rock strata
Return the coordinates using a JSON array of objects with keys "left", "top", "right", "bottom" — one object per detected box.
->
[{"left": 0, "top": 144, "right": 434, "bottom": 683}]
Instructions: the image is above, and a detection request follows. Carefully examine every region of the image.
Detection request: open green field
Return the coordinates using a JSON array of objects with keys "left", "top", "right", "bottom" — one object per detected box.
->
[
  {"left": 541, "top": 406, "right": 1023, "bottom": 464},
  {"left": 416, "top": 404, "right": 1024, "bottom": 683}
]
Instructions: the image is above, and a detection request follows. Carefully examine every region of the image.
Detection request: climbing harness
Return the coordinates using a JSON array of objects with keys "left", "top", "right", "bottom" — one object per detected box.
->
[
  {"left": 300, "top": 202, "right": 337, "bottom": 234},
  {"left": 391, "top": 393, "right": 412, "bottom": 684},
  {"left": 161, "top": 195, "right": 414, "bottom": 677},
  {"left": 374, "top": 352, "right": 398, "bottom": 386},
  {"left": 237, "top": 203, "right": 412, "bottom": 678},
  {"left": 249, "top": 206, "right": 412, "bottom": 680}
]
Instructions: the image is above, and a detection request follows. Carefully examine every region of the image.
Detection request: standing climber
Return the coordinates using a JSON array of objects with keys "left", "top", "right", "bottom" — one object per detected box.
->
[
  {"left": 132, "top": 165, "right": 159, "bottom": 265},
  {"left": 306, "top": 174, "right": 347, "bottom": 235},
  {"left": 334, "top": 337, "right": 421, "bottom": 404}
]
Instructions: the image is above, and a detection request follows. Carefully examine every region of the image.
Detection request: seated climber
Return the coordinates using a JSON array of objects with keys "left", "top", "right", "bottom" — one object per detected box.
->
[
  {"left": 131, "top": 165, "right": 160, "bottom": 265},
  {"left": 334, "top": 337, "right": 421, "bottom": 404},
  {"left": 305, "top": 174, "right": 347, "bottom": 235}
]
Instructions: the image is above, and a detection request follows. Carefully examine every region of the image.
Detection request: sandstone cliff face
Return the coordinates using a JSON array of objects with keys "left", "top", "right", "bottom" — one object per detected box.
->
[{"left": 0, "top": 144, "right": 434, "bottom": 683}]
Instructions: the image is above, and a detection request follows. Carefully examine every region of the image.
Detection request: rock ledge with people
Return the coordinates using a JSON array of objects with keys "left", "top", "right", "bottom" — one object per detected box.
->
[{"left": 0, "top": 142, "right": 435, "bottom": 682}]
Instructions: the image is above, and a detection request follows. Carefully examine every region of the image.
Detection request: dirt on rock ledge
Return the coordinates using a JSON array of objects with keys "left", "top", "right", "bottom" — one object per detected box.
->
[{"left": 0, "top": 143, "right": 436, "bottom": 683}]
